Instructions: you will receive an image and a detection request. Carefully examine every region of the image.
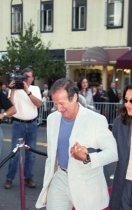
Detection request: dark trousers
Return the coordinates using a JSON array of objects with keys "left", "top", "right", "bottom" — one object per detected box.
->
[{"left": 120, "top": 179, "right": 132, "bottom": 210}]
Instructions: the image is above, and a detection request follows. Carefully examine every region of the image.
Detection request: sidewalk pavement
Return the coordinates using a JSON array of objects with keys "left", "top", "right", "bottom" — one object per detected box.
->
[
  {"left": 0, "top": 123, "right": 47, "bottom": 210},
  {"left": 1, "top": 123, "right": 47, "bottom": 144}
]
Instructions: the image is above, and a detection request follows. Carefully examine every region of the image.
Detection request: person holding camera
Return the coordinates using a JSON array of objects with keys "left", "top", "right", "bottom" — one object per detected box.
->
[{"left": 4, "top": 67, "right": 42, "bottom": 189}]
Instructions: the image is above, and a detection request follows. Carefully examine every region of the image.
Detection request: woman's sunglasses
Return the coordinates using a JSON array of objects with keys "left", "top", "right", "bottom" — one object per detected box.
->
[{"left": 124, "top": 99, "right": 132, "bottom": 104}]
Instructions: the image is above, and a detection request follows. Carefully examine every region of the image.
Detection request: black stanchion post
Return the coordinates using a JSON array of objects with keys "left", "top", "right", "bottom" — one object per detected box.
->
[
  {"left": 0, "top": 139, "right": 47, "bottom": 210},
  {"left": 18, "top": 138, "right": 26, "bottom": 210}
]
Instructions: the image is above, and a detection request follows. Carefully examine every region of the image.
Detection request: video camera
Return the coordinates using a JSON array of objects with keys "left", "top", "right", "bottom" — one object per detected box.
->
[{"left": 8, "top": 65, "right": 29, "bottom": 89}]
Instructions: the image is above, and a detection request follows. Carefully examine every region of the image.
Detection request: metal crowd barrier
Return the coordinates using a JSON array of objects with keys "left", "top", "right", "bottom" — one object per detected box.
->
[
  {"left": 37, "top": 100, "right": 54, "bottom": 125},
  {"left": 94, "top": 102, "right": 121, "bottom": 126},
  {"left": 2, "top": 101, "right": 121, "bottom": 127},
  {"left": 37, "top": 101, "right": 121, "bottom": 126}
]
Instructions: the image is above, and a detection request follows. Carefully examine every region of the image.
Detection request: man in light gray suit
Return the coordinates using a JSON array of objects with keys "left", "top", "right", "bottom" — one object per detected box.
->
[{"left": 36, "top": 78, "right": 118, "bottom": 210}]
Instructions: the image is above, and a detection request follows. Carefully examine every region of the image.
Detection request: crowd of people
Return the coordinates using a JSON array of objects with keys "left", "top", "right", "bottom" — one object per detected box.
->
[
  {"left": 0, "top": 77, "right": 121, "bottom": 123},
  {"left": 38, "top": 78, "right": 120, "bottom": 126},
  {"left": 40, "top": 78, "right": 120, "bottom": 112},
  {"left": 0, "top": 72, "right": 132, "bottom": 210}
]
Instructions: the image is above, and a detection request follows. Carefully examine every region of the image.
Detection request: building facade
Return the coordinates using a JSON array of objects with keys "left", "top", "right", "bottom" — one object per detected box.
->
[{"left": 0, "top": 0, "right": 132, "bottom": 93}]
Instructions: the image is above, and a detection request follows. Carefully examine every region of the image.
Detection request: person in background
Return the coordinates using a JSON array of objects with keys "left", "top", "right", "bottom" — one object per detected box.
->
[
  {"left": 1, "top": 84, "right": 9, "bottom": 97},
  {"left": 98, "top": 84, "right": 108, "bottom": 102},
  {"left": 42, "top": 83, "right": 49, "bottom": 107},
  {"left": 92, "top": 86, "right": 104, "bottom": 113},
  {"left": 92, "top": 85, "right": 109, "bottom": 115},
  {"left": 92, "top": 86, "right": 101, "bottom": 102},
  {"left": 1, "top": 84, "right": 10, "bottom": 123},
  {"left": 75, "top": 81, "right": 87, "bottom": 108},
  {"left": 41, "top": 83, "right": 49, "bottom": 98},
  {"left": 107, "top": 82, "right": 120, "bottom": 124},
  {"left": 107, "top": 82, "right": 119, "bottom": 103},
  {"left": 78, "top": 77, "right": 94, "bottom": 109},
  {"left": 110, "top": 84, "right": 132, "bottom": 210},
  {"left": 42, "top": 84, "right": 50, "bottom": 125},
  {"left": 4, "top": 67, "right": 42, "bottom": 189},
  {"left": 36, "top": 78, "right": 118, "bottom": 210},
  {"left": 0, "top": 91, "right": 16, "bottom": 155}
]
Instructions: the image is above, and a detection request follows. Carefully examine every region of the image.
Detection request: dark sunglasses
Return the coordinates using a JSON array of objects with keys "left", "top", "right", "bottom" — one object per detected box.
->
[{"left": 124, "top": 99, "right": 132, "bottom": 104}]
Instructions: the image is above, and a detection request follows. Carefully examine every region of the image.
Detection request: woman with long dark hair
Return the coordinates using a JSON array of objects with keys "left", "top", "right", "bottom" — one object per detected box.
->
[
  {"left": 78, "top": 77, "right": 94, "bottom": 109},
  {"left": 110, "top": 84, "right": 132, "bottom": 210}
]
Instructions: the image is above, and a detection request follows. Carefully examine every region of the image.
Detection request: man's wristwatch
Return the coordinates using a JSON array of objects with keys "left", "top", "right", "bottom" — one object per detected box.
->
[
  {"left": 83, "top": 150, "right": 91, "bottom": 164},
  {"left": 27, "top": 92, "right": 32, "bottom": 96},
  {"left": 3, "top": 112, "right": 7, "bottom": 117}
]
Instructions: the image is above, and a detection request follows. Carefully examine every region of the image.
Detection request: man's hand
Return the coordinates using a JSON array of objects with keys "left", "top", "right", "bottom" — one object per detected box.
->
[
  {"left": 0, "top": 113, "right": 5, "bottom": 119},
  {"left": 70, "top": 142, "right": 88, "bottom": 161},
  {"left": 8, "top": 80, "right": 15, "bottom": 89},
  {"left": 23, "top": 81, "right": 29, "bottom": 94}
]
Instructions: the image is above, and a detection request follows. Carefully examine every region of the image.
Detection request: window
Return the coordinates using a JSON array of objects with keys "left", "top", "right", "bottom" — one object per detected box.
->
[
  {"left": 72, "top": 0, "right": 87, "bottom": 31},
  {"left": 11, "top": 4, "right": 23, "bottom": 34},
  {"left": 40, "top": 1, "right": 53, "bottom": 32},
  {"left": 106, "top": 0, "right": 124, "bottom": 28}
]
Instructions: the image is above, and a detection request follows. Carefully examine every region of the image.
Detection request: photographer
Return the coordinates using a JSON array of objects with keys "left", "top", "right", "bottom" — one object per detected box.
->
[{"left": 4, "top": 67, "right": 42, "bottom": 189}]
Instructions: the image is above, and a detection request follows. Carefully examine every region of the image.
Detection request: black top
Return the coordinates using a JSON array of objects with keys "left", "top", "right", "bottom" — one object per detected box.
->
[
  {"left": 107, "top": 88, "right": 119, "bottom": 103},
  {"left": 109, "top": 117, "right": 130, "bottom": 210},
  {"left": 0, "top": 90, "right": 13, "bottom": 111}
]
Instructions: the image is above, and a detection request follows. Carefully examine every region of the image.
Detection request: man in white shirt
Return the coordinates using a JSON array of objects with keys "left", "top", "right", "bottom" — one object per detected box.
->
[{"left": 4, "top": 67, "right": 42, "bottom": 189}]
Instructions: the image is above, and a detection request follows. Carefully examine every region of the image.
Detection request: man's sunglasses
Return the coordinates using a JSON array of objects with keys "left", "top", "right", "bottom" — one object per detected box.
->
[{"left": 124, "top": 99, "right": 132, "bottom": 104}]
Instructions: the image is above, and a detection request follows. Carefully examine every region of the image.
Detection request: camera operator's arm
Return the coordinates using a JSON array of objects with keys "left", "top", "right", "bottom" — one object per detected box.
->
[
  {"left": 27, "top": 93, "right": 42, "bottom": 108},
  {"left": 23, "top": 81, "right": 42, "bottom": 108},
  {"left": 0, "top": 106, "right": 16, "bottom": 120},
  {"left": 0, "top": 91, "right": 16, "bottom": 119}
]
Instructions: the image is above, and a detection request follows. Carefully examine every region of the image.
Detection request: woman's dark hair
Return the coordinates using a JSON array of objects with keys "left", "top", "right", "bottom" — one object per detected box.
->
[
  {"left": 50, "top": 78, "right": 79, "bottom": 101},
  {"left": 120, "top": 84, "right": 132, "bottom": 125},
  {"left": 78, "top": 77, "right": 89, "bottom": 91}
]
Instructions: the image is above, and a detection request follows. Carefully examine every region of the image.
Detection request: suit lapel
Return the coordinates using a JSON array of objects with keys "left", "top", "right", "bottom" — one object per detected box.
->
[{"left": 52, "top": 114, "right": 62, "bottom": 160}]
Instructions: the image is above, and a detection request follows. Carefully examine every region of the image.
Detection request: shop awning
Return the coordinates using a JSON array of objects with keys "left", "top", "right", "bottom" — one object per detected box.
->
[
  {"left": 115, "top": 50, "right": 132, "bottom": 69},
  {"left": 81, "top": 47, "right": 109, "bottom": 65}
]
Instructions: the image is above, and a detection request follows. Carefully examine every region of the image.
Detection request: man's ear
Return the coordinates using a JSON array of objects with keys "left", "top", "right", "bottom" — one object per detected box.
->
[{"left": 73, "top": 93, "right": 78, "bottom": 102}]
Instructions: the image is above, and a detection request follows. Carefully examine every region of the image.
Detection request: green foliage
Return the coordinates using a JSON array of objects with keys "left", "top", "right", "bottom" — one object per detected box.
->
[{"left": 0, "top": 21, "right": 65, "bottom": 80}]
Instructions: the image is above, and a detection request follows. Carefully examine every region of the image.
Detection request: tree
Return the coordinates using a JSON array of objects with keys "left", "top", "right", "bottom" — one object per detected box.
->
[{"left": 0, "top": 21, "right": 65, "bottom": 81}]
